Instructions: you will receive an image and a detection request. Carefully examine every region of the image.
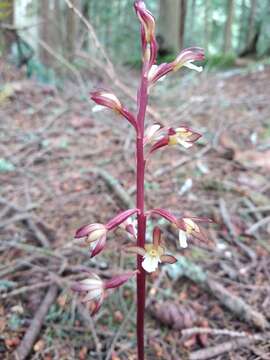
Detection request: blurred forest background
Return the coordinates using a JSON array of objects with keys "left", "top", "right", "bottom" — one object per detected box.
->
[
  {"left": 1, "top": 0, "right": 270, "bottom": 79},
  {"left": 1, "top": 1, "right": 270, "bottom": 360}
]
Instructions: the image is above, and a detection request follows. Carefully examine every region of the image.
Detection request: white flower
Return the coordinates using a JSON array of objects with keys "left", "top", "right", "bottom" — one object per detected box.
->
[
  {"left": 142, "top": 244, "right": 164, "bottom": 272},
  {"left": 125, "top": 227, "right": 177, "bottom": 273}
]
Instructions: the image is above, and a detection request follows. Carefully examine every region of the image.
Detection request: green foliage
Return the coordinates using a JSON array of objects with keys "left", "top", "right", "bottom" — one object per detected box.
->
[{"left": 205, "top": 53, "right": 236, "bottom": 70}]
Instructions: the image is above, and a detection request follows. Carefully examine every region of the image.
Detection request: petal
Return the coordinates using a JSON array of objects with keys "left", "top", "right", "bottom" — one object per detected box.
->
[
  {"left": 105, "top": 271, "right": 137, "bottom": 289},
  {"left": 125, "top": 246, "right": 146, "bottom": 256},
  {"left": 183, "top": 61, "right": 203, "bottom": 72},
  {"left": 75, "top": 223, "right": 105, "bottom": 239},
  {"left": 92, "top": 104, "right": 105, "bottom": 113},
  {"left": 149, "top": 136, "right": 169, "bottom": 153},
  {"left": 184, "top": 218, "right": 200, "bottom": 233},
  {"left": 106, "top": 209, "right": 138, "bottom": 230},
  {"left": 142, "top": 254, "right": 160, "bottom": 273},
  {"left": 91, "top": 292, "right": 105, "bottom": 316},
  {"left": 160, "top": 255, "right": 177, "bottom": 264},
  {"left": 82, "top": 288, "right": 103, "bottom": 302},
  {"left": 153, "top": 226, "right": 161, "bottom": 248},
  {"left": 179, "top": 230, "right": 188, "bottom": 248},
  {"left": 90, "top": 235, "right": 106, "bottom": 258},
  {"left": 177, "top": 138, "right": 193, "bottom": 148},
  {"left": 144, "top": 123, "right": 161, "bottom": 144}
]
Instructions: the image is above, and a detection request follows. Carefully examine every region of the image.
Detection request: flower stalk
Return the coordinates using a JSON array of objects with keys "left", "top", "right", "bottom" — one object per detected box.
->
[{"left": 72, "top": 1, "right": 208, "bottom": 359}]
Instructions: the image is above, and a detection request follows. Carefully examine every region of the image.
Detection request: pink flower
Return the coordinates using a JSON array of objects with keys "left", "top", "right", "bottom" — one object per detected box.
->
[
  {"left": 148, "top": 47, "right": 205, "bottom": 85},
  {"left": 172, "top": 47, "right": 205, "bottom": 72},
  {"left": 72, "top": 273, "right": 105, "bottom": 315},
  {"left": 148, "top": 126, "right": 201, "bottom": 153},
  {"left": 75, "top": 209, "right": 138, "bottom": 258},
  {"left": 72, "top": 271, "right": 136, "bottom": 315},
  {"left": 126, "top": 227, "right": 177, "bottom": 273},
  {"left": 90, "top": 90, "right": 137, "bottom": 129}
]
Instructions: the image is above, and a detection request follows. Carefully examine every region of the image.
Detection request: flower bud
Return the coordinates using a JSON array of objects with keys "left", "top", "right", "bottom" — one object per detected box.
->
[
  {"left": 90, "top": 91, "right": 122, "bottom": 113},
  {"left": 75, "top": 223, "right": 107, "bottom": 241},
  {"left": 134, "top": 0, "right": 155, "bottom": 43}
]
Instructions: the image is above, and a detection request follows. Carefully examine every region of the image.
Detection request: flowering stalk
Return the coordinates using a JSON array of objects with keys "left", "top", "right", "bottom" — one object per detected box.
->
[{"left": 72, "top": 1, "right": 208, "bottom": 359}]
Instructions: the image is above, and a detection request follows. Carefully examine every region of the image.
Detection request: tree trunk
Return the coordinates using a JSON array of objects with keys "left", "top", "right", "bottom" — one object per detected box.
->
[
  {"left": 204, "top": 0, "right": 210, "bottom": 53},
  {"left": 39, "top": 0, "right": 61, "bottom": 67},
  {"left": 0, "top": 0, "right": 14, "bottom": 54},
  {"left": 246, "top": 0, "right": 257, "bottom": 46},
  {"left": 66, "top": 0, "right": 80, "bottom": 61},
  {"left": 158, "top": 0, "right": 186, "bottom": 54},
  {"left": 223, "top": 0, "right": 234, "bottom": 53}
]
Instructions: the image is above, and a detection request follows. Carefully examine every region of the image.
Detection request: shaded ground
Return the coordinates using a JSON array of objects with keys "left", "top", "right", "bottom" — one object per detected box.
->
[{"left": 1, "top": 60, "right": 270, "bottom": 359}]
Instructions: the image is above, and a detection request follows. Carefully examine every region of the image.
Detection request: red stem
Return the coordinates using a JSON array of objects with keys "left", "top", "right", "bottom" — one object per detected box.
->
[{"left": 136, "top": 75, "right": 148, "bottom": 360}]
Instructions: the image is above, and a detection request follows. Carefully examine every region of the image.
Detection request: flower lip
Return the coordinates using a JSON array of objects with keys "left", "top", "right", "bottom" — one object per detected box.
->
[{"left": 125, "top": 226, "right": 177, "bottom": 273}]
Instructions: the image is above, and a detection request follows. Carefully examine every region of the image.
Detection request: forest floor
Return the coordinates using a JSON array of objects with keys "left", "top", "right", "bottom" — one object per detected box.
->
[{"left": 1, "top": 59, "right": 270, "bottom": 360}]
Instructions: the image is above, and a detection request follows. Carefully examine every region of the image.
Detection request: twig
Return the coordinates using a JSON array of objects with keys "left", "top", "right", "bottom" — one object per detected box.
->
[
  {"left": 105, "top": 302, "right": 136, "bottom": 360},
  {"left": 76, "top": 302, "right": 102, "bottom": 360},
  {"left": 88, "top": 167, "right": 134, "bottom": 208},
  {"left": 189, "top": 332, "right": 270, "bottom": 360},
  {"left": 182, "top": 327, "right": 253, "bottom": 339},
  {"left": 246, "top": 216, "right": 270, "bottom": 235},
  {"left": 14, "top": 284, "right": 58, "bottom": 360},
  {"left": 0, "top": 281, "right": 51, "bottom": 299}
]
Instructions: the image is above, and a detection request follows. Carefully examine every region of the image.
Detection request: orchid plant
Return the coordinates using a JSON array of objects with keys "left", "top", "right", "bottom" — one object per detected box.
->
[{"left": 73, "top": 1, "right": 211, "bottom": 359}]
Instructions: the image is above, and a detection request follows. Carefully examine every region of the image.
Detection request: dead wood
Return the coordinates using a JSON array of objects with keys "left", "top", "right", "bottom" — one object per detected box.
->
[
  {"left": 189, "top": 332, "right": 270, "bottom": 360},
  {"left": 89, "top": 167, "right": 134, "bottom": 208},
  {"left": 166, "top": 257, "right": 269, "bottom": 330},
  {"left": 13, "top": 284, "right": 58, "bottom": 360}
]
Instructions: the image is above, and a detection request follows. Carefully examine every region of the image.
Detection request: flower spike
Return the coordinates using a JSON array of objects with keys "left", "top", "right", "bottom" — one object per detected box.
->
[{"left": 90, "top": 90, "right": 137, "bottom": 130}]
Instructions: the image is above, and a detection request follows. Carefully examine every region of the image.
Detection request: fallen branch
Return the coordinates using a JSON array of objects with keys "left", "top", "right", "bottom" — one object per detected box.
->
[
  {"left": 13, "top": 284, "right": 58, "bottom": 360},
  {"left": 77, "top": 302, "right": 102, "bottom": 360},
  {"left": 89, "top": 167, "right": 134, "bottom": 208},
  {"left": 189, "top": 332, "right": 270, "bottom": 360},
  {"left": 165, "top": 257, "right": 268, "bottom": 330}
]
